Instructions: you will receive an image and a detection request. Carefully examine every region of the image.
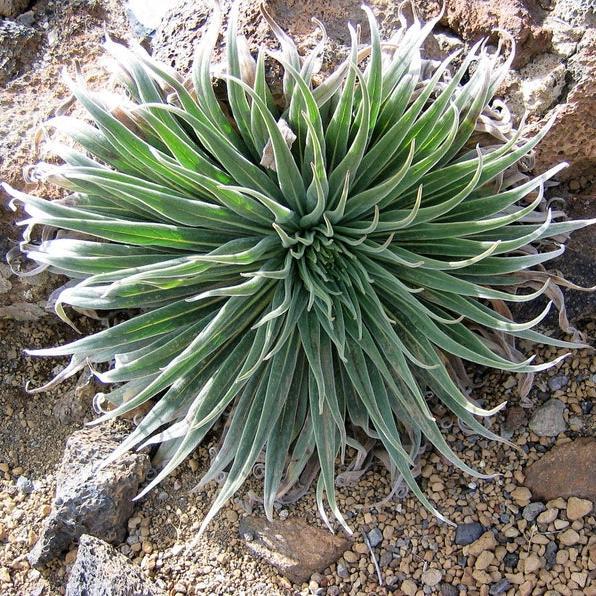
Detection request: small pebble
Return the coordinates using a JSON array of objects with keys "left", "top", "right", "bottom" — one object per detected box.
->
[
  {"left": 529, "top": 398, "right": 568, "bottom": 436},
  {"left": 421, "top": 568, "right": 442, "bottom": 587},
  {"left": 64, "top": 549, "right": 78, "bottom": 565},
  {"left": 548, "top": 375, "right": 568, "bottom": 391},
  {"left": 382, "top": 525, "right": 394, "bottom": 541},
  {"left": 0, "top": 568, "right": 11, "bottom": 583},
  {"left": 566, "top": 497, "right": 592, "bottom": 521},
  {"left": 524, "top": 553, "right": 542, "bottom": 573},
  {"left": 503, "top": 406, "right": 527, "bottom": 433},
  {"left": 522, "top": 502, "right": 545, "bottom": 522},
  {"left": 537, "top": 508, "right": 558, "bottom": 524},
  {"left": 440, "top": 584, "right": 458, "bottom": 596},
  {"left": 545, "top": 541, "right": 558, "bottom": 569},
  {"left": 475, "top": 551, "right": 494, "bottom": 570},
  {"left": 343, "top": 550, "right": 358, "bottom": 564},
  {"left": 510, "top": 487, "right": 532, "bottom": 505},
  {"left": 401, "top": 579, "right": 418, "bottom": 595},
  {"left": 454, "top": 522, "right": 484, "bottom": 546},
  {"left": 15, "top": 476, "right": 34, "bottom": 494},
  {"left": 489, "top": 578, "right": 511, "bottom": 595},
  {"left": 465, "top": 531, "right": 496, "bottom": 556},
  {"left": 568, "top": 416, "right": 583, "bottom": 431},
  {"left": 367, "top": 527, "right": 383, "bottom": 548},
  {"left": 570, "top": 571, "right": 587, "bottom": 588},
  {"left": 547, "top": 497, "right": 567, "bottom": 509},
  {"left": 503, "top": 552, "right": 519, "bottom": 569},
  {"left": 559, "top": 528, "right": 580, "bottom": 546}
]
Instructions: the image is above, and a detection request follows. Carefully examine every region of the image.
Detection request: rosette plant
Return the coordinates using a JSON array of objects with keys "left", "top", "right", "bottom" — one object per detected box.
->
[{"left": 5, "top": 1, "right": 594, "bottom": 533}]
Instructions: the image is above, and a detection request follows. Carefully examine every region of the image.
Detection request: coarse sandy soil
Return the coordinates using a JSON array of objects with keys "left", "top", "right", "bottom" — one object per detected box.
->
[{"left": 0, "top": 1, "right": 594, "bottom": 596}]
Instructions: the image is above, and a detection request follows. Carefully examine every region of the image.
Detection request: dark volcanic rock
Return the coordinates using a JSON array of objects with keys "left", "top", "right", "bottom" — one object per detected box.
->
[
  {"left": 454, "top": 522, "right": 484, "bottom": 546},
  {"left": 522, "top": 502, "right": 546, "bottom": 522},
  {"left": 489, "top": 578, "right": 512, "bottom": 595},
  {"left": 29, "top": 424, "right": 149, "bottom": 567},
  {"left": 0, "top": 20, "right": 42, "bottom": 85},
  {"left": 65, "top": 534, "right": 163, "bottom": 596}
]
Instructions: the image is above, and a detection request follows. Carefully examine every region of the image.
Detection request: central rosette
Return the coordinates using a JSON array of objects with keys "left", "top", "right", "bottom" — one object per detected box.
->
[
  {"left": 278, "top": 220, "right": 369, "bottom": 320},
  {"left": 294, "top": 233, "right": 349, "bottom": 287}
]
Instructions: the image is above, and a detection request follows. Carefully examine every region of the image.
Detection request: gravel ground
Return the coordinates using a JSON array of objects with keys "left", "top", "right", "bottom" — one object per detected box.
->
[{"left": 0, "top": 320, "right": 594, "bottom": 595}]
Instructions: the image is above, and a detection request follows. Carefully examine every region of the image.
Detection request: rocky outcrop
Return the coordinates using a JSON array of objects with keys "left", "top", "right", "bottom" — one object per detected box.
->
[
  {"left": 239, "top": 515, "right": 350, "bottom": 583},
  {"left": 551, "top": 0, "right": 595, "bottom": 28},
  {"left": 416, "top": 0, "right": 550, "bottom": 67},
  {"left": 153, "top": 0, "right": 264, "bottom": 75},
  {"left": 0, "top": 20, "right": 41, "bottom": 85},
  {"left": 29, "top": 424, "right": 149, "bottom": 567},
  {"left": 524, "top": 438, "right": 596, "bottom": 502},
  {"left": 0, "top": 0, "right": 29, "bottom": 18},
  {"left": 65, "top": 534, "right": 163, "bottom": 596},
  {"left": 498, "top": 1, "right": 595, "bottom": 187},
  {"left": 153, "top": 0, "right": 593, "bottom": 186},
  {"left": 152, "top": 0, "right": 462, "bottom": 78},
  {"left": 530, "top": 29, "right": 595, "bottom": 185}
]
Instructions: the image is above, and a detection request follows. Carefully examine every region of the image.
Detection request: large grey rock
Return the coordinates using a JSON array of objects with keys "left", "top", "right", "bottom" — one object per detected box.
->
[
  {"left": 239, "top": 515, "right": 350, "bottom": 583},
  {"left": 29, "top": 425, "right": 149, "bottom": 567},
  {"left": 66, "top": 535, "right": 163, "bottom": 596}
]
